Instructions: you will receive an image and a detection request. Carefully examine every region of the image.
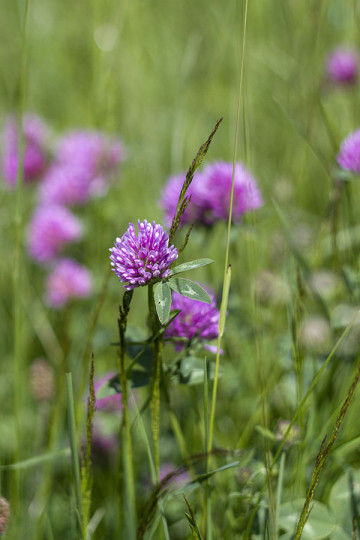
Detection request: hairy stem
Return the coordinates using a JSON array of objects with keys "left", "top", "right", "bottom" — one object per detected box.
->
[
  {"left": 117, "top": 290, "right": 136, "bottom": 540},
  {"left": 148, "top": 284, "right": 163, "bottom": 479}
]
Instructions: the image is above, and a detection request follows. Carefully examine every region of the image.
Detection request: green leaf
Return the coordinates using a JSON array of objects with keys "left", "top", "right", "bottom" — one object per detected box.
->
[
  {"left": 154, "top": 282, "right": 172, "bottom": 324},
  {"left": 278, "top": 499, "right": 336, "bottom": 539},
  {"left": 168, "top": 278, "right": 211, "bottom": 303},
  {"left": 169, "top": 258, "right": 214, "bottom": 276}
]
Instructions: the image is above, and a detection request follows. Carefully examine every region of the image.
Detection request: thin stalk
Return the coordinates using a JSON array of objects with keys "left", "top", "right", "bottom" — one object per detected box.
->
[
  {"left": 328, "top": 177, "right": 344, "bottom": 268},
  {"left": 203, "top": 358, "right": 213, "bottom": 539},
  {"left": 208, "top": 0, "right": 249, "bottom": 453},
  {"left": 117, "top": 290, "right": 136, "bottom": 540},
  {"left": 12, "top": 0, "right": 31, "bottom": 517},
  {"left": 65, "top": 373, "right": 83, "bottom": 537},
  {"left": 130, "top": 393, "right": 170, "bottom": 540},
  {"left": 81, "top": 356, "right": 96, "bottom": 540},
  {"left": 275, "top": 452, "right": 286, "bottom": 537},
  {"left": 148, "top": 284, "right": 163, "bottom": 479},
  {"left": 294, "top": 362, "right": 360, "bottom": 539}
]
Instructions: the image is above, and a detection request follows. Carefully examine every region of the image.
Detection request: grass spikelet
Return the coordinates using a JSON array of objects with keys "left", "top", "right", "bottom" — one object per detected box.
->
[
  {"left": 294, "top": 361, "right": 360, "bottom": 539},
  {"left": 169, "top": 118, "right": 223, "bottom": 245},
  {"left": 184, "top": 495, "right": 204, "bottom": 540},
  {"left": 80, "top": 354, "right": 95, "bottom": 537}
]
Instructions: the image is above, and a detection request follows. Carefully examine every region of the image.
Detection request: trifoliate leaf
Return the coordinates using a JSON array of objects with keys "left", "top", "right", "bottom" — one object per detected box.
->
[
  {"left": 169, "top": 258, "right": 214, "bottom": 276},
  {"left": 154, "top": 282, "right": 172, "bottom": 324},
  {"left": 168, "top": 277, "right": 211, "bottom": 303}
]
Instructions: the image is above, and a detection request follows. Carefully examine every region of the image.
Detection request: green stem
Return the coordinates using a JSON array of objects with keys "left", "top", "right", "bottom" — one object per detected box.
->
[
  {"left": 118, "top": 291, "right": 136, "bottom": 540},
  {"left": 65, "top": 373, "right": 83, "bottom": 538},
  {"left": 12, "top": 0, "right": 31, "bottom": 519},
  {"left": 208, "top": 0, "right": 249, "bottom": 455},
  {"left": 148, "top": 284, "right": 162, "bottom": 479}
]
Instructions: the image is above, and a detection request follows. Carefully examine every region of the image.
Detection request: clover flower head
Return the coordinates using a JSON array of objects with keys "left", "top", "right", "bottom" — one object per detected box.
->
[
  {"left": 55, "top": 130, "right": 124, "bottom": 197},
  {"left": 200, "top": 161, "right": 263, "bottom": 224},
  {"left": 327, "top": 47, "right": 359, "bottom": 84},
  {"left": 39, "top": 164, "right": 93, "bottom": 206},
  {"left": 27, "top": 205, "right": 83, "bottom": 264},
  {"left": 337, "top": 128, "right": 360, "bottom": 173},
  {"left": 165, "top": 288, "right": 220, "bottom": 349},
  {"left": 45, "top": 258, "right": 93, "bottom": 308},
  {"left": 2, "top": 114, "right": 50, "bottom": 187},
  {"left": 110, "top": 219, "right": 178, "bottom": 290},
  {"left": 94, "top": 372, "right": 122, "bottom": 412},
  {"left": 159, "top": 162, "right": 263, "bottom": 228},
  {"left": 159, "top": 171, "right": 206, "bottom": 228}
]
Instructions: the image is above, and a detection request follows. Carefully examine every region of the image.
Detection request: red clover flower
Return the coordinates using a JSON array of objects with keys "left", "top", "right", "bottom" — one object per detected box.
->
[
  {"left": 337, "top": 129, "right": 360, "bottom": 173},
  {"left": 39, "top": 131, "right": 124, "bottom": 205},
  {"left": 110, "top": 219, "right": 178, "bottom": 290},
  {"left": 1, "top": 114, "right": 50, "bottom": 187},
  {"left": 160, "top": 161, "right": 263, "bottom": 227},
  {"left": 27, "top": 205, "right": 83, "bottom": 264},
  {"left": 45, "top": 258, "right": 93, "bottom": 308},
  {"left": 159, "top": 171, "right": 206, "bottom": 227},
  {"left": 327, "top": 47, "right": 359, "bottom": 85},
  {"left": 165, "top": 288, "right": 220, "bottom": 350}
]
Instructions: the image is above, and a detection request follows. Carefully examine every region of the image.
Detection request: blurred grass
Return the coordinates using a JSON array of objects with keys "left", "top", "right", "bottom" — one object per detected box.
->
[{"left": 2, "top": 0, "right": 360, "bottom": 538}]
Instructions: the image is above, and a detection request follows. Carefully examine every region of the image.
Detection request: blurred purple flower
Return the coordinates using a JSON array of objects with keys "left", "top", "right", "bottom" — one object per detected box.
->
[
  {"left": 45, "top": 258, "right": 93, "bottom": 308},
  {"left": 199, "top": 161, "right": 263, "bottom": 224},
  {"left": 109, "top": 219, "right": 178, "bottom": 290},
  {"left": 1, "top": 114, "right": 50, "bottom": 187},
  {"left": 327, "top": 47, "right": 359, "bottom": 84},
  {"left": 337, "top": 128, "right": 360, "bottom": 173},
  {"left": 39, "top": 164, "right": 93, "bottom": 206},
  {"left": 159, "top": 171, "right": 206, "bottom": 228},
  {"left": 43, "top": 131, "right": 124, "bottom": 203},
  {"left": 160, "top": 162, "right": 262, "bottom": 228},
  {"left": 93, "top": 372, "right": 122, "bottom": 412},
  {"left": 27, "top": 205, "right": 83, "bottom": 263},
  {"left": 165, "top": 288, "right": 220, "bottom": 349}
]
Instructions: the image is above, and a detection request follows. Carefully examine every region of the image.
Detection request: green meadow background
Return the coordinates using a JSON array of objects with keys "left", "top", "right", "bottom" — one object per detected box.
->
[{"left": 2, "top": 0, "right": 360, "bottom": 538}]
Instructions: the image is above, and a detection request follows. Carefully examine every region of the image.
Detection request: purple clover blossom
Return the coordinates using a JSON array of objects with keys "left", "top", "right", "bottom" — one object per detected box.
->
[
  {"left": 110, "top": 219, "right": 178, "bottom": 290},
  {"left": 48, "top": 131, "right": 124, "bottom": 201},
  {"left": 159, "top": 171, "right": 206, "bottom": 228},
  {"left": 93, "top": 372, "right": 122, "bottom": 412},
  {"left": 165, "top": 288, "right": 220, "bottom": 350},
  {"left": 45, "top": 258, "right": 93, "bottom": 308},
  {"left": 160, "top": 162, "right": 263, "bottom": 228},
  {"left": 337, "top": 129, "right": 360, "bottom": 173},
  {"left": 39, "top": 164, "right": 94, "bottom": 206},
  {"left": 27, "top": 205, "right": 83, "bottom": 263},
  {"left": 1, "top": 114, "right": 50, "bottom": 187},
  {"left": 199, "top": 161, "right": 263, "bottom": 224},
  {"left": 327, "top": 47, "right": 359, "bottom": 84}
]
